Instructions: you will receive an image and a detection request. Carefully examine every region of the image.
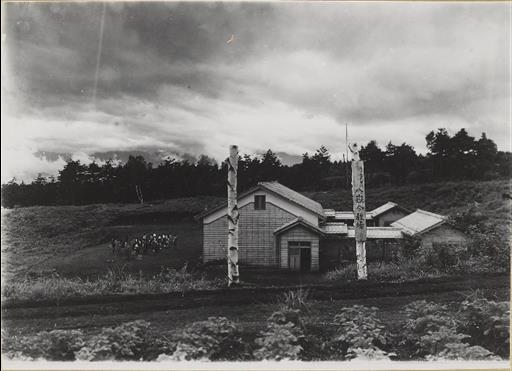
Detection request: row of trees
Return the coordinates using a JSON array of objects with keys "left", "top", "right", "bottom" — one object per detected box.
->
[
  {"left": 360, "top": 129, "right": 510, "bottom": 186},
  {"left": 2, "top": 128, "right": 510, "bottom": 207}
]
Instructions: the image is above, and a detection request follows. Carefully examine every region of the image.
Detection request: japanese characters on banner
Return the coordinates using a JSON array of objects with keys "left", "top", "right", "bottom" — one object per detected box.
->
[{"left": 352, "top": 159, "right": 367, "bottom": 242}]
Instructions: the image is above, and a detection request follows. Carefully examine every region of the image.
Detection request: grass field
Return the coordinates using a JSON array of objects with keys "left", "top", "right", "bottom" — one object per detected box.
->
[
  {"left": 1, "top": 180, "right": 510, "bottom": 281},
  {"left": 1, "top": 196, "right": 221, "bottom": 278}
]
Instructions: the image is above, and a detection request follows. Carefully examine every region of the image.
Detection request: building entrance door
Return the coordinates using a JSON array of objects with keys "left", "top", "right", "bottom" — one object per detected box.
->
[
  {"left": 288, "top": 241, "right": 311, "bottom": 272},
  {"left": 289, "top": 247, "right": 301, "bottom": 271}
]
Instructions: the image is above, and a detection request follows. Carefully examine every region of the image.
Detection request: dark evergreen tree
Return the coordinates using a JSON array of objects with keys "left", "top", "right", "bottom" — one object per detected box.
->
[{"left": 1, "top": 129, "right": 509, "bottom": 207}]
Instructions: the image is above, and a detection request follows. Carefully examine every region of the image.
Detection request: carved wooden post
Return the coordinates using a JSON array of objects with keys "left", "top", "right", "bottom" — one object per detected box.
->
[
  {"left": 350, "top": 143, "right": 368, "bottom": 280},
  {"left": 227, "top": 145, "right": 240, "bottom": 286}
]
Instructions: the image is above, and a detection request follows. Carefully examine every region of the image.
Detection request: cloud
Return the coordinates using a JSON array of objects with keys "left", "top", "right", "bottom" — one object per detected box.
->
[
  {"left": 2, "top": 2, "right": 510, "bottom": 182},
  {"left": 2, "top": 149, "right": 67, "bottom": 183}
]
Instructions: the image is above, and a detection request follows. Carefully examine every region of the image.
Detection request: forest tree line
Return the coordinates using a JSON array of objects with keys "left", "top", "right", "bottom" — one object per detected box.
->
[{"left": 2, "top": 128, "right": 510, "bottom": 208}]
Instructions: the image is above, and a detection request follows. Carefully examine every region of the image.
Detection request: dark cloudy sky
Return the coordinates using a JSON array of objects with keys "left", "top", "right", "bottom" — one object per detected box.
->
[{"left": 1, "top": 1, "right": 510, "bottom": 182}]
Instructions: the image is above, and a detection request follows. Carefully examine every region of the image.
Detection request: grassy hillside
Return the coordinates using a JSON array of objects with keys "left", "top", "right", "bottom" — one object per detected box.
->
[
  {"left": 1, "top": 196, "right": 222, "bottom": 278},
  {"left": 306, "top": 179, "right": 511, "bottom": 231},
  {"left": 1, "top": 180, "right": 510, "bottom": 279}
]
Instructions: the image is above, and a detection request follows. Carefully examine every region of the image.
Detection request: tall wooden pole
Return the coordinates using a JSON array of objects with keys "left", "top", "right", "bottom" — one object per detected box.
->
[
  {"left": 345, "top": 123, "right": 350, "bottom": 188},
  {"left": 350, "top": 143, "right": 368, "bottom": 280},
  {"left": 227, "top": 145, "right": 240, "bottom": 286}
]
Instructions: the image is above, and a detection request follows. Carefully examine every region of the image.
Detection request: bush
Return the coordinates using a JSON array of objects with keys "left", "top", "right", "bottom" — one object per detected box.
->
[
  {"left": 323, "top": 260, "right": 444, "bottom": 283},
  {"left": 452, "top": 254, "right": 496, "bottom": 275},
  {"left": 331, "top": 305, "right": 392, "bottom": 360},
  {"left": 401, "top": 236, "right": 422, "bottom": 258},
  {"left": 164, "top": 317, "right": 245, "bottom": 361},
  {"left": 367, "top": 260, "right": 419, "bottom": 281},
  {"left": 323, "top": 264, "right": 357, "bottom": 281},
  {"left": 418, "top": 243, "right": 466, "bottom": 271},
  {"left": 451, "top": 205, "right": 488, "bottom": 232},
  {"left": 76, "top": 320, "right": 153, "bottom": 361},
  {"left": 254, "top": 309, "right": 304, "bottom": 360},
  {"left": 400, "top": 300, "right": 460, "bottom": 359},
  {"left": 299, "top": 322, "right": 337, "bottom": 361},
  {"left": 346, "top": 347, "right": 393, "bottom": 361},
  {"left": 451, "top": 206, "right": 509, "bottom": 272},
  {"left": 466, "top": 225, "right": 510, "bottom": 271},
  {"left": 457, "top": 291, "right": 510, "bottom": 357},
  {"left": 426, "top": 343, "right": 500, "bottom": 361},
  {"left": 417, "top": 326, "right": 470, "bottom": 356},
  {"left": 279, "top": 288, "right": 311, "bottom": 312},
  {"left": 3, "top": 329, "right": 85, "bottom": 361},
  {"left": 399, "top": 299, "right": 502, "bottom": 360}
]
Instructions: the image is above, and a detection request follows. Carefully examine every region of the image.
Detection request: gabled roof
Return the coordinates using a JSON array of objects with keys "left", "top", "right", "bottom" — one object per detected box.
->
[
  {"left": 259, "top": 181, "right": 324, "bottom": 217},
  {"left": 347, "top": 227, "right": 403, "bottom": 239},
  {"left": 369, "top": 202, "right": 411, "bottom": 218},
  {"left": 325, "top": 202, "right": 410, "bottom": 221},
  {"left": 391, "top": 209, "right": 447, "bottom": 236},
  {"left": 321, "top": 222, "right": 348, "bottom": 235},
  {"left": 274, "top": 217, "right": 325, "bottom": 236},
  {"left": 196, "top": 181, "right": 325, "bottom": 220}
]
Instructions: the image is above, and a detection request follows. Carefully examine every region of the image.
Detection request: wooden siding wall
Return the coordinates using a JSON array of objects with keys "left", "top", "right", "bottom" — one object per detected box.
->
[
  {"left": 375, "top": 210, "right": 409, "bottom": 227},
  {"left": 203, "top": 201, "right": 296, "bottom": 266},
  {"left": 420, "top": 225, "right": 468, "bottom": 249},
  {"left": 279, "top": 226, "right": 320, "bottom": 271}
]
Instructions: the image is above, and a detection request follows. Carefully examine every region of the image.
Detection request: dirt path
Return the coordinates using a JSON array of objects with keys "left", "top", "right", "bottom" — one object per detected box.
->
[{"left": 3, "top": 273, "right": 508, "bottom": 320}]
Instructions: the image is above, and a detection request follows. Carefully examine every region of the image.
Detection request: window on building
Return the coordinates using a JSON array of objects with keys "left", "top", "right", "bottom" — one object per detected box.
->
[
  {"left": 254, "top": 195, "right": 266, "bottom": 210},
  {"left": 288, "top": 241, "right": 311, "bottom": 247}
]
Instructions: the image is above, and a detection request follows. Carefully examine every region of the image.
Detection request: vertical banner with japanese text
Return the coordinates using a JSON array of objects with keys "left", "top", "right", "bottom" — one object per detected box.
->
[
  {"left": 352, "top": 159, "right": 367, "bottom": 241},
  {"left": 352, "top": 158, "right": 368, "bottom": 279}
]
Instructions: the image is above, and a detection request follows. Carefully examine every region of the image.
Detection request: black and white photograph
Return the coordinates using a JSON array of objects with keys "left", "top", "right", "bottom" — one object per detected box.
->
[{"left": 1, "top": 0, "right": 510, "bottom": 368}]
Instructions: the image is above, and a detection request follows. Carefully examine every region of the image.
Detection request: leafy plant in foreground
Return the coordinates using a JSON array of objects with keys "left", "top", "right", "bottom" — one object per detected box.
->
[
  {"left": 457, "top": 290, "right": 510, "bottom": 357},
  {"left": 400, "top": 300, "right": 460, "bottom": 359},
  {"left": 426, "top": 343, "right": 500, "bottom": 361},
  {"left": 399, "top": 299, "right": 502, "bottom": 360},
  {"left": 76, "top": 320, "right": 153, "bottom": 361},
  {"left": 161, "top": 316, "right": 244, "bottom": 361},
  {"left": 3, "top": 329, "right": 85, "bottom": 361},
  {"left": 254, "top": 308, "right": 305, "bottom": 360},
  {"left": 331, "top": 305, "right": 392, "bottom": 360}
]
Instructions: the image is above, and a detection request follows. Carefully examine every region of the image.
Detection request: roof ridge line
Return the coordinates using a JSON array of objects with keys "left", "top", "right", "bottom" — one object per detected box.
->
[{"left": 416, "top": 208, "right": 446, "bottom": 219}]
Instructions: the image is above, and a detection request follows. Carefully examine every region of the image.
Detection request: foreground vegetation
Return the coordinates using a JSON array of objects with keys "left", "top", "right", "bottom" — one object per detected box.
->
[
  {"left": 2, "top": 264, "right": 222, "bottom": 302},
  {"left": 3, "top": 289, "right": 508, "bottom": 362}
]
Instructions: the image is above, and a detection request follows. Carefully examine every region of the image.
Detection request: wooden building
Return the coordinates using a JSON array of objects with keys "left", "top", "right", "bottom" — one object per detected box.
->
[
  {"left": 197, "top": 181, "right": 467, "bottom": 272},
  {"left": 391, "top": 209, "right": 469, "bottom": 249},
  {"left": 199, "top": 182, "right": 325, "bottom": 270}
]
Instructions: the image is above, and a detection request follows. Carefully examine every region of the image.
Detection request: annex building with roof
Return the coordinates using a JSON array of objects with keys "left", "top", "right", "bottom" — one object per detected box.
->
[{"left": 197, "top": 181, "right": 467, "bottom": 272}]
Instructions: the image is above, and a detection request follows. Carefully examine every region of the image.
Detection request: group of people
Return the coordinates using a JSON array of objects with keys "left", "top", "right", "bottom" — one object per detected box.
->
[{"left": 110, "top": 233, "right": 178, "bottom": 260}]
